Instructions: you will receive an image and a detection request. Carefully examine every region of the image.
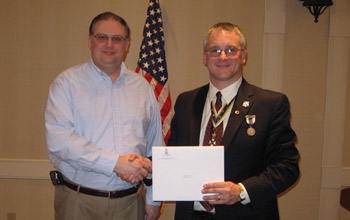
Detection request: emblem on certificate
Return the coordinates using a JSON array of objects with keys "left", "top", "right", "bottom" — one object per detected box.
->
[{"left": 245, "top": 115, "right": 256, "bottom": 136}]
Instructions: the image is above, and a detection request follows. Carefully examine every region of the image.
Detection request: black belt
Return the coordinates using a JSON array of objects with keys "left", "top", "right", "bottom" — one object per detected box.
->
[
  {"left": 62, "top": 178, "right": 140, "bottom": 199},
  {"left": 192, "top": 210, "right": 216, "bottom": 220}
]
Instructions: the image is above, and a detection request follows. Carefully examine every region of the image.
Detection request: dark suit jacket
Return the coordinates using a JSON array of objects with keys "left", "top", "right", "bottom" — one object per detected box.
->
[{"left": 168, "top": 79, "right": 300, "bottom": 220}]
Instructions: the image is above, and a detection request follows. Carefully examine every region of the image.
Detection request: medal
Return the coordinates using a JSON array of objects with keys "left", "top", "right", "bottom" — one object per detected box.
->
[
  {"left": 206, "top": 94, "right": 237, "bottom": 146},
  {"left": 247, "top": 127, "right": 255, "bottom": 136},
  {"left": 245, "top": 115, "right": 256, "bottom": 136},
  {"left": 209, "top": 132, "right": 216, "bottom": 146}
]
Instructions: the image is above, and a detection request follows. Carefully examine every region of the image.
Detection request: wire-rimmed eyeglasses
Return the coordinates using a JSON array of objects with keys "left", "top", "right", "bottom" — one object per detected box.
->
[
  {"left": 92, "top": 34, "right": 127, "bottom": 44},
  {"left": 205, "top": 47, "right": 243, "bottom": 58}
]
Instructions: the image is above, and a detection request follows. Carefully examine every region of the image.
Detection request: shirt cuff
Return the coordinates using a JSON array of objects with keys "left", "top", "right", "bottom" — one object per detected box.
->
[{"left": 238, "top": 183, "right": 251, "bottom": 205}]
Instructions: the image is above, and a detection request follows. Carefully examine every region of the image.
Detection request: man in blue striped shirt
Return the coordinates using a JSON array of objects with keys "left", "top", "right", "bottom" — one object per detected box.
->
[{"left": 45, "top": 12, "right": 163, "bottom": 220}]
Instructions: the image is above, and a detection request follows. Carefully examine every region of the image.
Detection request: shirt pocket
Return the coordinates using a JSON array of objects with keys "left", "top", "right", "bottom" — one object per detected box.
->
[{"left": 124, "top": 105, "right": 150, "bottom": 140}]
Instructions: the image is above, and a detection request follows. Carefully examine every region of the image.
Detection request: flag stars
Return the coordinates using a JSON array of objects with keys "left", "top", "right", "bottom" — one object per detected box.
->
[
  {"left": 146, "top": 31, "right": 152, "bottom": 37},
  {"left": 137, "top": 0, "right": 168, "bottom": 87},
  {"left": 160, "top": 75, "right": 167, "bottom": 82},
  {"left": 143, "top": 62, "right": 150, "bottom": 69},
  {"left": 157, "top": 57, "right": 163, "bottom": 63},
  {"left": 159, "top": 66, "right": 165, "bottom": 72}
]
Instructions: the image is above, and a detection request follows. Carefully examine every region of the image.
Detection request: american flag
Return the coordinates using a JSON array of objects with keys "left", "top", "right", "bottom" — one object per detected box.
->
[{"left": 136, "top": 0, "right": 172, "bottom": 144}]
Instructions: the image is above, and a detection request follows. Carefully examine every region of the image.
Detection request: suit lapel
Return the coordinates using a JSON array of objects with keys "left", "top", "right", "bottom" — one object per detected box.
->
[
  {"left": 222, "top": 79, "right": 254, "bottom": 151},
  {"left": 190, "top": 85, "right": 209, "bottom": 146}
]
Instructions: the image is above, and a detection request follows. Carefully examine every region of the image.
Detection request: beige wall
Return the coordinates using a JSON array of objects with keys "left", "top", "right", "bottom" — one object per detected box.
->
[
  {"left": 283, "top": 1, "right": 328, "bottom": 219},
  {"left": 0, "top": 0, "right": 349, "bottom": 219},
  {"left": 345, "top": 69, "right": 350, "bottom": 166}
]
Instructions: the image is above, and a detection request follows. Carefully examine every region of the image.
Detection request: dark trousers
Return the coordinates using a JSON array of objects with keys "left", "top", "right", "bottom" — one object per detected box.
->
[{"left": 191, "top": 211, "right": 216, "bottom": 220}]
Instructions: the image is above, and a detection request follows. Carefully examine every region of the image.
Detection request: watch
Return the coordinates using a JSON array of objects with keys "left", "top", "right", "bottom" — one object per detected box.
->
[
  {"left": 143, "top": 173, "right": 152, "bottom": 186},
  {"left": 238, "top": 184, "right": 246, "bottom": 201}
]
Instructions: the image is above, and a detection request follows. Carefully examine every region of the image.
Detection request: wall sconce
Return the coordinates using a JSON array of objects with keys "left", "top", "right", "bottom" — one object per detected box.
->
[{"left": 300, "top": 0, "right": 333, "bottom": 23}]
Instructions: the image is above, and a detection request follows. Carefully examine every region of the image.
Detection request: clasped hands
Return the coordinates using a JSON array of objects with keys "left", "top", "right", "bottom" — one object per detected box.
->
[{"left": 114, "top": 154, "right": 151, "bottom": 184}]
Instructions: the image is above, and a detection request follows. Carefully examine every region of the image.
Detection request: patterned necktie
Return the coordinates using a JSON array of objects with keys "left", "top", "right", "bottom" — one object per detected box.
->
[
  {"left": 201, "top": 92, "right": 223, "bottom": 212},
  {"left": 203, "top": 92, "right": 223, "bottom": 146}
]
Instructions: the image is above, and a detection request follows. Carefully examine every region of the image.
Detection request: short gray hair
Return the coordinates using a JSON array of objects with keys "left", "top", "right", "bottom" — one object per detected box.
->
[{"left": 203, "top": 22, "right": 246, "bottom": 51}]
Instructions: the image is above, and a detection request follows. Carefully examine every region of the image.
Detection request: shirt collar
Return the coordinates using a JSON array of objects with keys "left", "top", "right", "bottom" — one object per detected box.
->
[
  {"left": 208, "top": 77, "right": 242, "bottom": 103},
  {"left": 89, "top": 59, "right": 128, "bottom": 81}
]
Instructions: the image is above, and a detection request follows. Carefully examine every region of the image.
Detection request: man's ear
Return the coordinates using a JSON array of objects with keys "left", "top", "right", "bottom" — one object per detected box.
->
[
  {"left": 203, "top": 51, "right": 208, "bottom": 67},
  {"left": 88, "top": 34, "right": 92, "bottom": 49},
  {"left": 241, "top": 50, "right": 247, "bottom": 65}
]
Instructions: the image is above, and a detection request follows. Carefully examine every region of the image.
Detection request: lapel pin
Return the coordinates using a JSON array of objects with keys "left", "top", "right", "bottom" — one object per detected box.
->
[{"left": 242, "top": 101, "right": 250, "bottom": 108}]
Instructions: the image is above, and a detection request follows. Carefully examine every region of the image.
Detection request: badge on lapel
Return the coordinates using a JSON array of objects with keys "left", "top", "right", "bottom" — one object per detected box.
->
[
  {"left": 245, "top": 115, "right": 256, "bottom": 136},
  {"left": 242, "top": 101, "right": 250, "bottom": 108}
]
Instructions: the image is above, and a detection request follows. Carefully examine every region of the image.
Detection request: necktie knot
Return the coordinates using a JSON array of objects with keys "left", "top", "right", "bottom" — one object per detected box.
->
[{"left": 215, "top": 92, "right": 222, "bottom": 112}]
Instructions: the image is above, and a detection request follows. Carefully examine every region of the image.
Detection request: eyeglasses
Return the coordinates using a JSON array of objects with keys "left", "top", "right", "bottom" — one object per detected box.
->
[
  {"left": 206, "top": 48, "right": 242, "bottom": 58},
  {"left": 92, "top": 34, "right": 127, "bottom": 44}
]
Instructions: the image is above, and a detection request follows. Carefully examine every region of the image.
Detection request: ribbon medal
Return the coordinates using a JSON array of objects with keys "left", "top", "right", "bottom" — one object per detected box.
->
[
  {"left": 245, "top": 115, "right": 256, "bottom": 136},
  {"left": 208, "top": 97, "right": 236, "bottom": 146}
]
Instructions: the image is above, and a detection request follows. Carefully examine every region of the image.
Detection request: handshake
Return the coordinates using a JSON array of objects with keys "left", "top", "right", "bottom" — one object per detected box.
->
[{"left": 114, "top": 154, "right": 152, "bottom": 184}]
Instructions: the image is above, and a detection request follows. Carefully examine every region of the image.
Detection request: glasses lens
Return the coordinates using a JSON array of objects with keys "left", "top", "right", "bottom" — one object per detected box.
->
[
  {"left": 111, "top": 36, "right": 125, "bottom": 43},
  {"left": 207, "top": 48, "right": 240, "bottom": 57},
  {"left": 225, "top": 48, "right": 235, "bottom": 57},
  {"left": 208, "top": 49, "right": 221, "bottom": 57},
  {"left": 94, "top": 34, "right": 126, "bottom": 43},
  {"left": 95, "top": 34, "right": 107, "bottom": 42}
]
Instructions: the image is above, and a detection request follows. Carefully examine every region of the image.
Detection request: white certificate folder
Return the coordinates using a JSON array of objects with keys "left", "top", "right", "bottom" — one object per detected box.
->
[{"left": 152, "top": 146, "right": 224, "bottom": 201}]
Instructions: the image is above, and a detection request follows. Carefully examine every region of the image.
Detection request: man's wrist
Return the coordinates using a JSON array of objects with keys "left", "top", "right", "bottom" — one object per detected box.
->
[
  {"left": 143, "top": 173, "right": 152, "bottom": 186},
  {"left": 238, "top": 183, "right": 246, "bottom": 201},
  {"left": 238, "top": 183, "right": 250, "bottom": 205}
]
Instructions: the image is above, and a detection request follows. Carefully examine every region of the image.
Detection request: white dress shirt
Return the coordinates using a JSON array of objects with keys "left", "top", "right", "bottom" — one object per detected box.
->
[{"left": 195, "top": 77, "right": 250, "bottom": 211}]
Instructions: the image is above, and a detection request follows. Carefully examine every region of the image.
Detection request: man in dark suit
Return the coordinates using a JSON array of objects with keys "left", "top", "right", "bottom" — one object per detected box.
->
[{"left": 168, "top": 22, "right": 300, "bottom": 220}]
